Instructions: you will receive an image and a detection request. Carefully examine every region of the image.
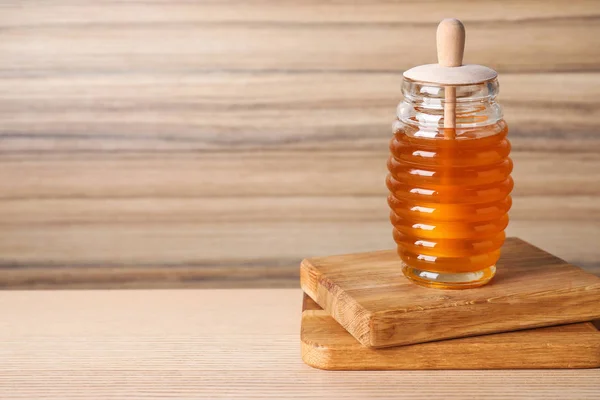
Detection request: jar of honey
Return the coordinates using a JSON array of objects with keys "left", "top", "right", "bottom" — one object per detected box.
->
[{"left": 387, "top": 19, "right": 513, "bottom": 289}]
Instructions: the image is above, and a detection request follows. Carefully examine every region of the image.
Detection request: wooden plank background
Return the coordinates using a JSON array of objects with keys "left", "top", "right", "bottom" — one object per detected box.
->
[{"left": 0, "top": 0, "right": 599, "bottom": 288}]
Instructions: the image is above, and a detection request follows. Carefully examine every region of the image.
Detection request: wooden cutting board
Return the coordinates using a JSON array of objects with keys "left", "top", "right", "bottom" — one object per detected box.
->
[
  {"left": 301, "top": 294, "right": 600, "bottom": 370},
  {"left": 300, "top": 237, "right": 600, "bottom": 348}
]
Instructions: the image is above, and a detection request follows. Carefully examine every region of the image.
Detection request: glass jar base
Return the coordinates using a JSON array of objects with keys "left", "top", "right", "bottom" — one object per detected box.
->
[{"left": 402, "top": 264, "right": 496, "bottom": 290}]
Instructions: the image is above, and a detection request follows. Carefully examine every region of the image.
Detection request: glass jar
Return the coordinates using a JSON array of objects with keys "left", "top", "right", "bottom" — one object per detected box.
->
[{"left": 387, "top": 78, "right": 513, "bottom": 289}]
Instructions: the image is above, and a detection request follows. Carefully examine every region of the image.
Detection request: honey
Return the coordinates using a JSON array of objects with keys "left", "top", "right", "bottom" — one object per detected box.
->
[{"left": 387, "top": 120, "right": 513, "bottom": 288}]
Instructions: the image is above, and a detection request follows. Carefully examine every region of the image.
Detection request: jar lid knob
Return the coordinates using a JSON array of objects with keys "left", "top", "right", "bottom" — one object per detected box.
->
[
  {"left": 437, "top": 18, "right": 465, "bottom": 68},
  {"left": 403, "top": 18, "right": 497, "bottom": 85}
]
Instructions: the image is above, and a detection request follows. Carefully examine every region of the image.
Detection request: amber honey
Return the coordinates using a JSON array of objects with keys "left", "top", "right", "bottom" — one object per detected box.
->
[{"left": 387, "top": 119, "right": 513, "bottom": 289}]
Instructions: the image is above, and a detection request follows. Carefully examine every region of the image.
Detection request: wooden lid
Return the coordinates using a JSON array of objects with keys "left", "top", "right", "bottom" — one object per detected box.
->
[{"left": 403, "top": 18, "right": 497, "bottom": 85}]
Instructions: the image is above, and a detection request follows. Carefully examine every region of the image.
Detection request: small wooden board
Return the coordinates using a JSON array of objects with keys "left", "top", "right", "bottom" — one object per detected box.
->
[
  {"left": 300, "top": 238, "right": 600, "bottom": 348},
  {"left": 301, "top": 294, "right": 600, "bottom": 370}
]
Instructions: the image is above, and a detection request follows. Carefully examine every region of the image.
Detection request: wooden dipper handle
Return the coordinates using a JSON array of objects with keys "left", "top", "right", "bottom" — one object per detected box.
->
[
  {"left": 437, "top": 18, "right": 465, "bottom": 134},
  {"left": 437, "top": 18, "right": 465, "bottom": 67}
]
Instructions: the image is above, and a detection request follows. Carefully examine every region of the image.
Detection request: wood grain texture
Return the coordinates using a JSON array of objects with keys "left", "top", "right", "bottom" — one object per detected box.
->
[
  {"left": 1, "top": 289, "right": 600, "bottom": 400},
  {"left": 1, "top": 73, "right": 599, "bottom": 153},
  {"left": 0, "top": 1, "right": 599, "bottom": 288},
  {"left": 301, "top": 238, "right": 600, "bottom": 348},
  {"left": 1, "top": 151, "right": 599, "bottom": 288},
  {"left": 301, "top": 294, "right": 600, "bottom": 370},
  {"left": 1, "top": 1, "right": 599, "bottom": 73}
]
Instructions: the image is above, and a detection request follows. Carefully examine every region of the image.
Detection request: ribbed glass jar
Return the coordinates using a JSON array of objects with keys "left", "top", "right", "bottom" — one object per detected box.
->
[{"left": 387, "top": 78, "right": 513, "bottom": 289}]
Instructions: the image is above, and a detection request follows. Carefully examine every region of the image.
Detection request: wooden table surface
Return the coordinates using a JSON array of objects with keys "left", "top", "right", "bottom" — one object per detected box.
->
[
  {"left": 0, "top": 289, "right": 598, "bottom": 399},
  {"left": 0, "top": 1, "right": 599, "bottom": 289}
]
